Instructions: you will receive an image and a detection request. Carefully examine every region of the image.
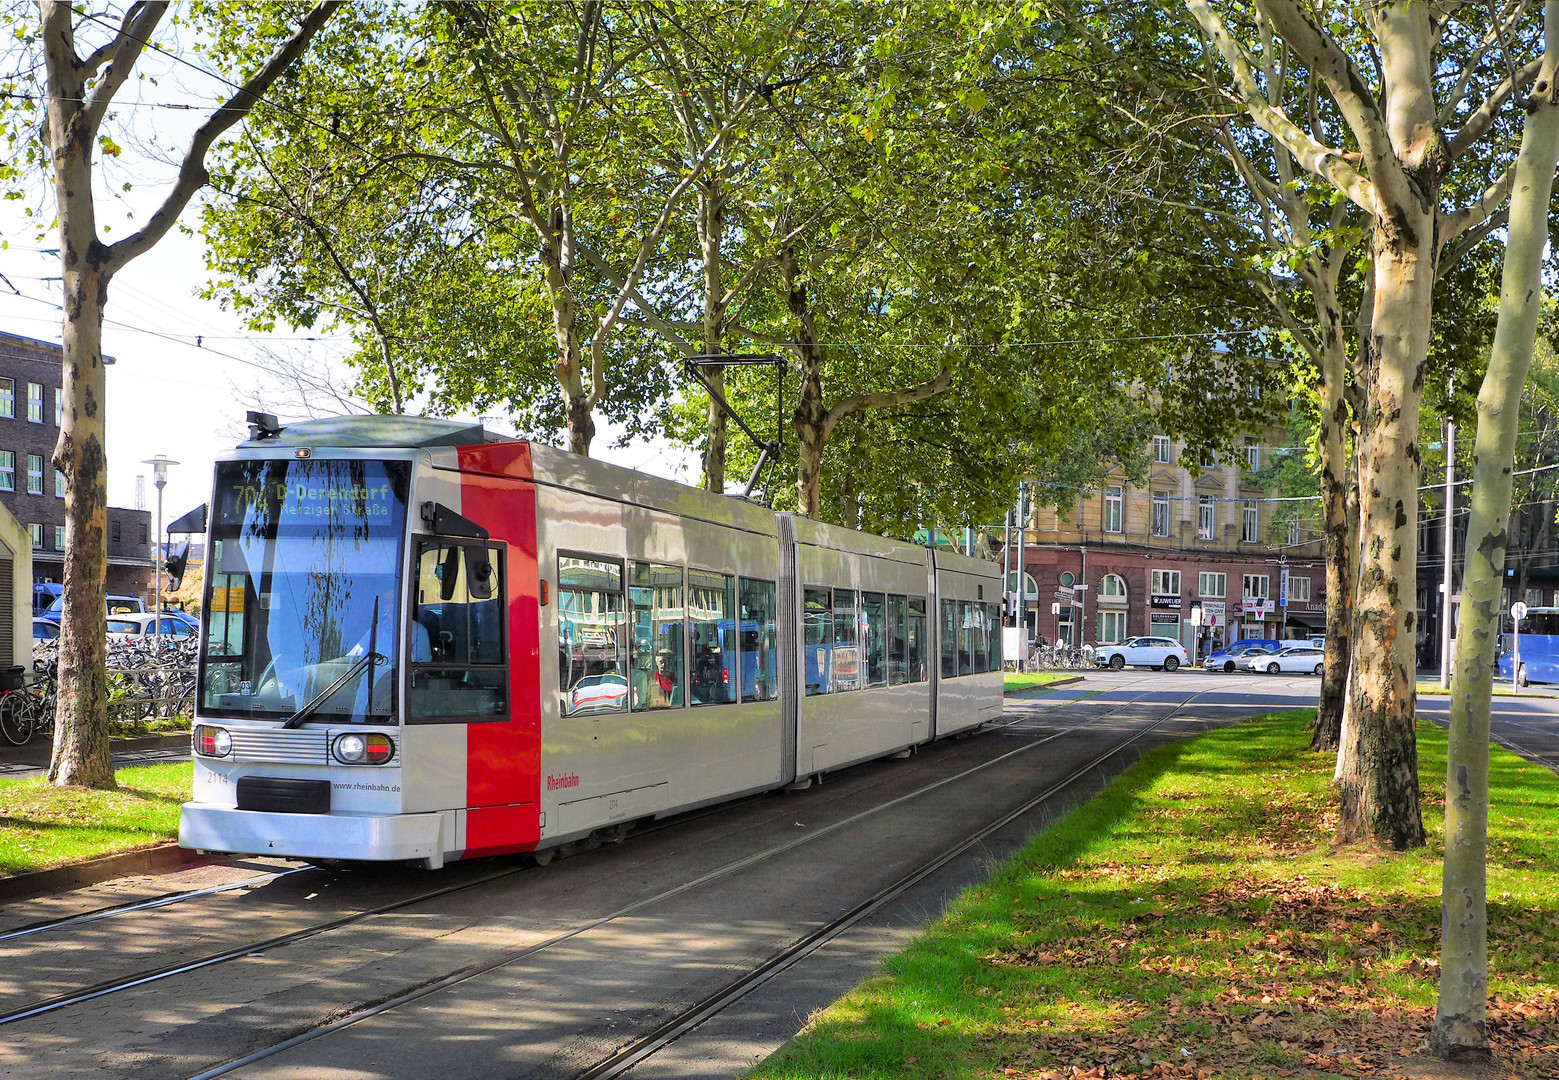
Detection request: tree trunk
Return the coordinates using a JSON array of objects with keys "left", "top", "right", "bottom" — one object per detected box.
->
[
  {"left": 1433, "top": 21, "right": 1559, "bottom": 1058},
  {"left": 1336, "top": 208, "right": 1433, "bottom": 849},
  {"left": 777, "top": 242, "right": 826, "bottom": 517},
  {"left": 48, "top": 264, "right": 115, "bottom": 788},
  {"left": 699, "top": 179, "right": 728, "bottom": 493},
  {"left": 542, "top": 240, "right": 593, "bottom": 456},
  {"left": 1314, "top": 276, "right": 1353, "bottom": 751}
]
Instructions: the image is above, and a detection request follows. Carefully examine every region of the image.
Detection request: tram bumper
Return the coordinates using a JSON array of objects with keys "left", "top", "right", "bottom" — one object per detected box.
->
[{"left": 179, "top": 803, "right": 451, "bottom": 868}]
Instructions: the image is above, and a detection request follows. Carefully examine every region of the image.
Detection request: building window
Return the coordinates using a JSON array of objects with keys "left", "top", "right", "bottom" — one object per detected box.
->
[
  {"left": 26, "top": 454, "right": 42, "bottom": 495},
  {"left": 111, "top": 520, "right": 122, "bottom": 544},
  {"left": 1152, "top": 435, "right": 1172, "bottom": 464},
  {"left": 1059, "top": 571, "right": 1075, "bottom": 588},
  {"left": 0, "top": 451, "right": 13, "bottom": 492},
  {"left": 1104, "top": 487, "right": 1123, "bottom": 533},
  {"left": 1151, "top": 569, "right": 1181, "bottom": 596},
  {"left": 53, "top": 525, "right": 65, "bottom": 551},
  {"left": 1287, "top": 519, "right": 1301, "bottom": 546},
  {"left": 1198, "top": 572, "right": 1226, "bottom": 597},
  {"left": 1151, "top": 492, "right": 1170, "bottom": 537},
  {"left": 1201, "top": 450, "right": 1218, "bottom": 469},
  {"left": 1245, "top": 437, "right": 1260, "bottom": 471},
  {"left": 1198, "top": 497, "right": 1215, "bottom": 540},
  {"left": 54, "top": 387, "right": 62, "bottom": 426},
  {"left": 1247, "top": 379, "right": 1261, "bottom": 402},
  {"left": 1243, "top": 500, "right": 1259, "bottom": 543},
  {"left": 54, "top": 470, "right": 65, "bottom": 498},
  {"left": 1526, "top": 588, "right": 1544, "bottom": 608},
  {"left": 1098, "top": 610, "right": 1127, "bottom": 643},
  {"left": 1289, "top": 576, "right": 1311, "bottom": 603},
  {"left": 139, "top": 522, "right": 149, "bottom": 545},
  {"left": 26, "top": 383, "right": 42, "bottom": 423},
  {"left": 0, "top": 379, "right": 13, "bottom": 418},
  {"left": 1243, "top": 574, "right": 1270, "bottom": 600},
  {"left": 28, "top": 523, "right": 41, "bottom": 550},
  {"left": 1098, "top": 573, "right": 1127, "bottom": 600}
]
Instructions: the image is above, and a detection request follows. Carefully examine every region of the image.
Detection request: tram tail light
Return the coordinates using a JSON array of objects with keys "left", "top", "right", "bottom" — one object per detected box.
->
[
  {"left": 333, "top": 732, "right": 395, "bottom": 765},
  {"left": 195, "top": 726, "right": 231, "bottom": 758}
]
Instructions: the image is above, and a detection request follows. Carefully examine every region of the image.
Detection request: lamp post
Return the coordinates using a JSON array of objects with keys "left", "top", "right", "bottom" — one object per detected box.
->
[{"left": 141, "top": 455, "right": 178, "bottom": 648}]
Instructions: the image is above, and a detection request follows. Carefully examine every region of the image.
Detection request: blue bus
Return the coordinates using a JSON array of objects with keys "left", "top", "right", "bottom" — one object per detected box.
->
[{"left": 1497, "top": 606, "right": 1559, "bottom": 686}]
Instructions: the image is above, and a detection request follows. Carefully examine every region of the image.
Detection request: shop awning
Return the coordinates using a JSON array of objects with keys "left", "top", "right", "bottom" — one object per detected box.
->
[{"left": 1285, "top": 611, "right": 1326, "bottom": 630}]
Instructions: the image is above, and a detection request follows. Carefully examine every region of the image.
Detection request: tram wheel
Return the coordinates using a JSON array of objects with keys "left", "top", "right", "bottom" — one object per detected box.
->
[{"left": 528, "top": 848, "right": 555, "bottom": 867}]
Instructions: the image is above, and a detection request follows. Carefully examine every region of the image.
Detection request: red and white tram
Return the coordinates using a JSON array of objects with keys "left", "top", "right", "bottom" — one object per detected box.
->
[{"left": 179, "top": 416, "right": 1004, "bottom": 868}]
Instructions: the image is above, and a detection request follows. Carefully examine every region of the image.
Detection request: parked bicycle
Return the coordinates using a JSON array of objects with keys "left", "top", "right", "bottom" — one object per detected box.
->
[{"left": 0, "top": 667, "right": 56, "bottom": 747}]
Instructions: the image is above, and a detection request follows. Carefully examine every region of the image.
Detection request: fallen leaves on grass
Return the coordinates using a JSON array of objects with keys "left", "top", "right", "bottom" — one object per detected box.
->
[{"left": 978, "top": 875, "right": 1559, "bottom": 1078}]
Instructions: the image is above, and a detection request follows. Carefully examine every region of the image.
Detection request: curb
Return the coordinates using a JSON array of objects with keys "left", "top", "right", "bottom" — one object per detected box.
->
[
  {"left": 1006, "top": 675, "right": 1085, "bottom": 697},
  {"left": 0, "top": 841, "right": 218, "bottom": 905},
  {"left": 0, "top": 732, "right": 190, "bottom": 769}
]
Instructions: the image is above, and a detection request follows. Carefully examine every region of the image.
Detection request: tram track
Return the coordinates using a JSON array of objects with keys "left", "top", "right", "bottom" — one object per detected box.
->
[
  {"left": 0, "top": 678, "right": 1201, "bottom": 1080},
  {"left": 174, "top": 684, "right": 1217, "bottom": 1080}
]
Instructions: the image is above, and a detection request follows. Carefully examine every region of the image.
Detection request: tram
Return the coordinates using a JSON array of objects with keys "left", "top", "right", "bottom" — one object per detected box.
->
[{"left": 178, "top": 416, "right": 1004, "bottom": 868}]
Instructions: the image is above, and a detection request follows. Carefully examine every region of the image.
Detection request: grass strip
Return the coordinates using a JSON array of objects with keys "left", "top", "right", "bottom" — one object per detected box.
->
[
  {"left": 1004, "top": 673, "right": 1078, "bottom": 693},
  {"left": 752, "top": 710, "right": 1559, "bottom": 1079},
  {"left": 0, "top": 762, "right": 192, "bottom": 876}
]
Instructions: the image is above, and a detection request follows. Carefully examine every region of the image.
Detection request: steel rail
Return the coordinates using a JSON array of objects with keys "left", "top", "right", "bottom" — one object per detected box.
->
[
  {"left": 0, "top": 868, "right": 305, "bottom": 943},
  {"left": 179, "top": 684, "right": 1210, "bottom": 1080},
  {"left": 578, "top": 690, "right": 1216, "bottom": 1079}
]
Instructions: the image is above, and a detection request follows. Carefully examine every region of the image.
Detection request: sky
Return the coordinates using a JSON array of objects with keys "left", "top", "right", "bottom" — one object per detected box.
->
[{"left": 0, "top": 14, "right": 696, "bottom": 534}]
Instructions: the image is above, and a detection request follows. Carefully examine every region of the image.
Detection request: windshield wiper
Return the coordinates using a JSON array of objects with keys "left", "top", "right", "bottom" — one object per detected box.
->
[{"left": 280, "top": 596, "right": 385, "bottom": 729}]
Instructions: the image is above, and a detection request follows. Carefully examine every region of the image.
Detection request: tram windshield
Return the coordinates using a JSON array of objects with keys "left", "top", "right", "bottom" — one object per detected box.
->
[{"left": 200, "top": 459, "right": 411, "bottom": 724}]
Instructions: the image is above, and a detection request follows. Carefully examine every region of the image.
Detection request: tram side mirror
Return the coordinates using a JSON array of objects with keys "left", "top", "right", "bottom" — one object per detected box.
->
[
  {"left": 464, "top": 545, "right": 495, "bottom": 600},
  {"left": 439, "top": 545, "right": 461, "bottom": 601},
  {"left": 165, "top": 540, "right": 191, "bottom": 592}
]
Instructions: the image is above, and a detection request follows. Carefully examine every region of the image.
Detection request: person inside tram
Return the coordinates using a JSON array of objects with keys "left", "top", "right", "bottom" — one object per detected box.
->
[{"left": 635, "top": 647, "right": 681, "bottom": 708}]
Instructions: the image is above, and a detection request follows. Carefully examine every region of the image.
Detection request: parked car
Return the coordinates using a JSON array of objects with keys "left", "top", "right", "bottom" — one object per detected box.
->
[
  {"left": 32, "top": 582, "right": 62, "bottom": 616},
  {"left": 1201, "top": 639, "right": 1282, "bottom": 672},
  {"left": 566, "top": 672, "right": 629, "bottom": 714},
  {"left": 106, "top": 613, "right": 198, "bottom": 641},
  {"left": 32, "top": 618, "right": 59, "bottom": 641},
  {"left": 1095, "top": 636, "right": 1189, "bottom": 671},
  {"left": 1245, "top": 644, "right": 1327, "bottom": 675},
  {"left": 38, "top": 593, "right": 145, "bottom": 626}
]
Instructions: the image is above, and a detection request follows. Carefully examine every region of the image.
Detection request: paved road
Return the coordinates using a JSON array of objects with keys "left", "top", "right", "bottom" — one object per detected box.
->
[{"left": 1, "top": 672, "right": 1555, "bottom": 1080}]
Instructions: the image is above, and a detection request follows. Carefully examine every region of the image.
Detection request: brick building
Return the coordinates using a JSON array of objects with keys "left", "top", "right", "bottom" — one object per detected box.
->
[
  {"left": 1015, "top": 431, "right": 1325, "bottom": 655},
  {"left": 0, "top": 331, "right": 154, "bottom": 603}
]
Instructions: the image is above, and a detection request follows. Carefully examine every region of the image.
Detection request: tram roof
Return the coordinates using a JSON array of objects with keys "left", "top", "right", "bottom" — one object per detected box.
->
[{"left": 239, "top": 415, "right": 503, "bottom": 449}]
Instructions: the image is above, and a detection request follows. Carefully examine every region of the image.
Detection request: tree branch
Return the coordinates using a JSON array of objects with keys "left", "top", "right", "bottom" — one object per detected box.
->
[
  {"left": 1440, "top": 161, "right": 1518, "bottom": 244},
  {"left": 1185, "top": 0, "right": 1383, "bottom": 217},
  {"left": 822, "top": 367, "right": 953, "bottom": 442},
  {"left": 80, "top": 2, "right": 166, "bottom": 135},
  {"left": 102, "top": 2, "right": 339, "bottom": 276},
  {"left": 1448, "top": 55, "right": 1543, "bottom": 158}
]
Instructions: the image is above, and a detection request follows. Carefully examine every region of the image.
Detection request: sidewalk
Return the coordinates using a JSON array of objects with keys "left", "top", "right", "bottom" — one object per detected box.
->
[{"left": 0, "top": 732, "right": 191, "bottom": 779}]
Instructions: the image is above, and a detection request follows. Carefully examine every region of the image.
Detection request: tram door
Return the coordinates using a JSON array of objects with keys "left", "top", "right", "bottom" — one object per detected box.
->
[{"left": 406, "top": 539, "right": 508, "bottom": 724}]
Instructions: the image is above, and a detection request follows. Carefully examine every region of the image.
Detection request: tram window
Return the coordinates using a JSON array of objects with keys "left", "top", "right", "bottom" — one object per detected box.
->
[
  {"left": 940, "top": 599, "right": 957, "bottom": 678},
  {"left": 740, "top": 578, "right": 778, "bottom": 702},
  {"left": 863, "top": 592, "right": 887, "bottom": 688},
  {"left": 629, "top": 562, "right": 684, "bottom": 711},
  {"left": 887, "top": 594, "right": 908, "bottom": 686},
  {"left": 558, "top": 554, "right": 626, "bottom": 716},
  {"left": 960, "top": 601, "right": 977, "bottom": 676},
  {"left": 833, "top": 589, "right": 861, "bottom": 692},
  {"left": 408, "top": 541, "right": 508, "bottom": 722},
  {"left": 689, "top": 569, "right": 736, "bottom": 706},
  {"left": 987, "top": 603, "right": 1002, "bottom": 672},
  {"left": 970, "top": 601, "right": 988, "bottom": 673},
  {"left": 804, "top": 588, "right": 832, "bottom": 696},
  {"left": 908, "top": 597, "right": 927, "bottom": 682}
]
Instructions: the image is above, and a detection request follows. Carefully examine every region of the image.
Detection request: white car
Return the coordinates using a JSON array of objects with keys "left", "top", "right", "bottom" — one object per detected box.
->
[
  {"left": 1095, "top": 636, "right": 1189, "bottom": 671},
  {"left": 1245, "top": 644, "right": 1326, "bottom": 675},
  {"left": 107, "top": 613, "right": 198, "bottom": 641}
]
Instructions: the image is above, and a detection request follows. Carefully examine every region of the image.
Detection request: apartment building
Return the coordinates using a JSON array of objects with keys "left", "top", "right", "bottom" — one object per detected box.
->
[
  {"left": 1015, "top": 432, "right": 1325, "bottom": 654},
  {"left": 0, "top": 331, "right": 154, "bottom": 602}
]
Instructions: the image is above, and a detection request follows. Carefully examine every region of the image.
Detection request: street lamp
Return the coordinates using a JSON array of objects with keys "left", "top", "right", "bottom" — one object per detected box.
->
[{"left": 141, "top": 455, "right": 178, "bottom": 648}]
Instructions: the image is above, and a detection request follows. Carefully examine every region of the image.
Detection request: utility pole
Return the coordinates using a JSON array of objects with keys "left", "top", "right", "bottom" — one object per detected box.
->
[
  {"left": 1015, "top": 483, "right": 1027, "bottom": 671},
  {"left": 1440, "top": 418, "right": 1456, "bottom": 689}
]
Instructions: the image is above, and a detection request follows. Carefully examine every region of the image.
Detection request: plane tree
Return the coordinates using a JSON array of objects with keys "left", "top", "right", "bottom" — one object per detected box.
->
[
  {"left": 0, "top": 0, "right": 338, "bottom": 788},
  {"left": 1183, "top": 0, "right": 1545, "bottom": 849}
]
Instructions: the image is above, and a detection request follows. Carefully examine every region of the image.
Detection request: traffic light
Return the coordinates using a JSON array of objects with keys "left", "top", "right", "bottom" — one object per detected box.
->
[{"left": 165, "top": 540, "right": 190, "bottom": 593}]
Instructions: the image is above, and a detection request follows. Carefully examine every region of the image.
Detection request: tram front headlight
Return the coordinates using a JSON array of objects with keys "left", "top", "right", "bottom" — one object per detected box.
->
[
  {"left": 333, "top": 733, "right": 394, "bottom": 765},
  {"left": 195, "top": 725, "right": 231, "bottom": 758}
]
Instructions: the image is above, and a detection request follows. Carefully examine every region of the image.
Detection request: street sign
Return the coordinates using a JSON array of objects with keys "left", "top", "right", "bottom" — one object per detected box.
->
[
  {"left": 1513, "top": 601, "right": 1529, "bottom": 622},
  {"left": 1279, "top": 565, "right": 1289, "bottom": 608},
  {"left": 1051, "top": 602, "right": 1061, "bottom": 615}
]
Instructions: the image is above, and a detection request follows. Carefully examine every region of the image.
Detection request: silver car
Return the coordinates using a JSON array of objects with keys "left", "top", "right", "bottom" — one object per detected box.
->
[{"left": 1245, "top": 644, "right": 1326, "bottom": 675}]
